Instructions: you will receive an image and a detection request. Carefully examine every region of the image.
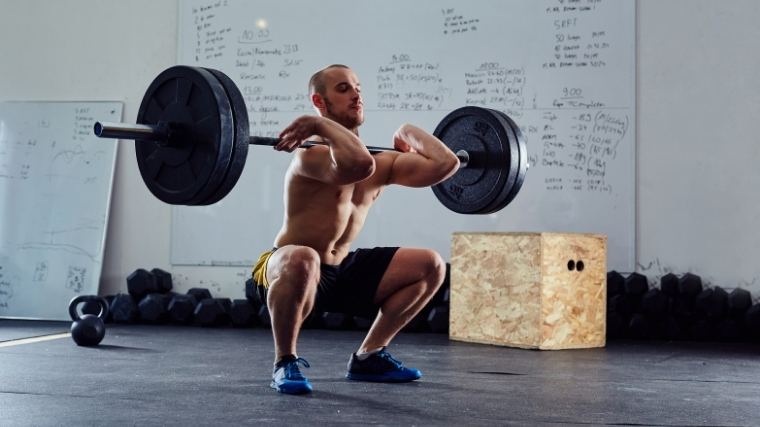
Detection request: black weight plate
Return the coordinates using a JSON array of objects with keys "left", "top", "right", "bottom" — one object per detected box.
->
[
  {"left": 431, "top": 106, "right": 511, "bottom": 214},
  {"left": 193, "top": 68, "right": 250, "bottom": 206},
  {"left": 475, "top": 109, "right": 519, "bottom": 214},
  {"left": 476, "top": 109, "right": 523, "bottom": 214},
  {"left": 483, "top": 110, "right": 528, "bottom": 214},
  {"left": 135, "top": 66, "right": 234, "bottom": 205}
]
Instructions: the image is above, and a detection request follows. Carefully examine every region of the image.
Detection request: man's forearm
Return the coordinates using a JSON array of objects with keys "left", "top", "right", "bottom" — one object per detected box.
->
[
  {"left": 317, "top": 118, "right": 375, "bottom": 179},
  {"left": 395, "top": 124, "right": 454, "bottom": 162}
]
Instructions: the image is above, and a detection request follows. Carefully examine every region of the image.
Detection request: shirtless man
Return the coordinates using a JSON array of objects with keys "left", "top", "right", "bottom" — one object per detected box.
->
[{"left": 252, "top": 64, "right": 459, "bottom": 394}]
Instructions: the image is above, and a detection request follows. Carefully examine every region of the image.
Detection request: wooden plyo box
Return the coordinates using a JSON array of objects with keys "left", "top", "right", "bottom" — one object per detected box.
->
[{"left": 450, "top": 232, "right": 607, "bottom": 350}]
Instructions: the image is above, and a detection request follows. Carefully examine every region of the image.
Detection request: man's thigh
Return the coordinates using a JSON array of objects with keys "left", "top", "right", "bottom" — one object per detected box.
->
[
  {"left": 327, "top": 247, "right": 399, "bottom": 318},
  {"left": 257, "top": 245, "right": 320, "bottom": 306},
  {"left": 373, "top": 248, "right": 441, "bottom": 304}
]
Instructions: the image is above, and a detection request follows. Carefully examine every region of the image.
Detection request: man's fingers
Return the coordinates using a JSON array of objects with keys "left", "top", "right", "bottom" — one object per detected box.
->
[
  {"left": 275, "top": 135, "right": 304, "bottom": 152},
  {"left": 279, "top": 126, "right": 294, "bottom": 140},
  {"left": 276, "top": 121, "right": 314, "bottom": 151},
  {"left": 284, "top": 141, "right": 299, "bottom": 152},
  {"left": 275, "top": 136, "right": 291, "bottom": 151}
]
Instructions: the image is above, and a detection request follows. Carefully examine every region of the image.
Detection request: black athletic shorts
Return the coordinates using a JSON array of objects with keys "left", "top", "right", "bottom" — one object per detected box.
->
[{"left": 256, "top": 246, "right": 400, "bottom": 320}]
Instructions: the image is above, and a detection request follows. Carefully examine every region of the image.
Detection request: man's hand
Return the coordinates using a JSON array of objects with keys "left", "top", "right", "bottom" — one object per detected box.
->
[
  {"left": 386, "top": 123, "right": 459, "bottom": 188},
  {"left": 276, "top": 115, "right": 321, "bottom": 152},
  {"left": 283, "top": 114, "right": 375, "bottom": 186},
  {"left": 392, "top": 126, "right": 419, "bottom": 153}
]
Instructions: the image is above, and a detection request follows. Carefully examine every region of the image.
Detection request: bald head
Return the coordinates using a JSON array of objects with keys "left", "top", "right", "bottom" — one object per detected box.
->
[
  {"left": 307, "top": 65, "right": 364, "bottom": 131},
  {"left": 308, "top": 64, "right": 350, "bottom": 96}
]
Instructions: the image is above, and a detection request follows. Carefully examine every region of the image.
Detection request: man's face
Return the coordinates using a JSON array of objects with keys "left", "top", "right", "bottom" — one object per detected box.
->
[{"left": 319, "top": 68, "right": 364, "bottom": 130}]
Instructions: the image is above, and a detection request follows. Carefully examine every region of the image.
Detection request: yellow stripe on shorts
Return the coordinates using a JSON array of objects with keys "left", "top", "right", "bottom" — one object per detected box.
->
[{"left": 252, "top": 250, "right": 275, "bottom": 288}]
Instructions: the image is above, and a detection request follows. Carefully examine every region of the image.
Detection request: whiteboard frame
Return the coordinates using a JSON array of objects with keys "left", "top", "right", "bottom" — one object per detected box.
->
[{"left": 0, "top": 101, "right": 122, "bottom": 320}]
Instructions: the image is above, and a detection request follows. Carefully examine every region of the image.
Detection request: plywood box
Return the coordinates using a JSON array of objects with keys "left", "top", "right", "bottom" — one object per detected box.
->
[{"left": 450, "top": 232, "right": 607, "bottom": 350}]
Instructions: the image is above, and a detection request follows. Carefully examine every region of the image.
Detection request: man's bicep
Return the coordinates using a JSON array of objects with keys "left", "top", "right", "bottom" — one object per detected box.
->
[
  {"left": 293, "top": 146, "right": 335, "bottom": 182},
  {"left": 295, "top": 146, "right": 364, "bottom": 186}
]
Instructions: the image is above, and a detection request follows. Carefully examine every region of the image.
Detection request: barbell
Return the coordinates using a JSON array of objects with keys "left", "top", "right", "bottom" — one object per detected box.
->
[{"left": 93, "top": 65, "right": 527, "bottom": 214}]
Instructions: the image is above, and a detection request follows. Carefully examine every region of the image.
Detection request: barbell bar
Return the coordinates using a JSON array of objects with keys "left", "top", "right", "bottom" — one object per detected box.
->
[
  {"left": 94, "top": 122, "right": 471, "bottom": 168},
  {"left": 92, "top": 65, "right": 527, "bottom": 213}
]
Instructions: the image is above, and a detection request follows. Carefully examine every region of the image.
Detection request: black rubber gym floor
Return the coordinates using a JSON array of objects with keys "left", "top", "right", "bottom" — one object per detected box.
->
[{"left": 0, "top": 320, "right": 758, "bottom": 426}]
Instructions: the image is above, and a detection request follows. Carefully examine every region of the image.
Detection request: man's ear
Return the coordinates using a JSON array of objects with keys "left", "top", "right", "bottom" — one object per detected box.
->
[{"left": 311, "top": 93, "right": 325, "bottom": 110}]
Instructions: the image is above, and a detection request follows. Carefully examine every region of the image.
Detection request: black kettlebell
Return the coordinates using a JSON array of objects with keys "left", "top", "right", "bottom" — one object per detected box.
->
[{"left": 69, "top": 295, "right": 109, "bottom": 346}]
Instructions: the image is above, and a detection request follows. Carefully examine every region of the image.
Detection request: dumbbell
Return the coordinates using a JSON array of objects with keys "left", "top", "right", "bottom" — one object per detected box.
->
[
  {"left": 658, "top": 316, "right": 682, "bottom": 341},
  {"left": 138, "top": 293, "right": 171, "bottom": 324},
  {"left": 165, "top": 288, "right": 213, "bottom": 324},
  {"left": 194, "top": 298, "right": 231, "bottom": 327},
  {"left": 640, "top": 288, "right": 670, "bottom": 320},
  {"left": 606, "top": 312, "right": 627, "bottom": 340},
  {"left": 628, "top": 282, "right": 660, "bottom": 340},
  {"left": 628, "top": 313, "right": 652, "bottom": 340},
  {"left": 127, "top": 268, "right": 173, "bottom": 301},
  {"left": 727, "top": 288, "right": 752, "bottom": 320},
  {"left": 745, "top": 304, "right": 760, "bottom": 340},
  {"left": 167, "top": 294, "right": 198, "bottom": 324},
  {"left": 109, "top": 293, "right": 139, "bottom": 324},
  {"left": 690, "top": 319, "right": 718, "bottom": 342},
  {"left": 606, "top": 271, "right": 649, "bottom": 339},
  {"left": 625, "top": 272, "right": 648, "bottom": 296},
  {"left": 187, "top": 287, "right": 213, "bottom": 302},
  {"left": 244, "top": 278, "right": 259, "bottom": 306},
  {"left": 656, "top": 273, "right": 703, "bottom": 337},
  {"left": 663, "top": 273, "right": 703, "bottom": 324},
  {"left": 695, "top": 286, "right": 728, "bottom": 319},
  {"left": 606, "top": 270, "right": 625, "bottom": 299},
  {"left": 608, "top": 272, "right": 648, "bottom": 318},
  {"left": 230, "top": 299, "right": 258, "bottom": 327},
  {"left": 716, "top": 319, "right": 741, "bottom": 342}
]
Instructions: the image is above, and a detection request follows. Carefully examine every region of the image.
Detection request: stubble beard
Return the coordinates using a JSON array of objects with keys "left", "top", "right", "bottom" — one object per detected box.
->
[{"left": 324, "top": 96, "right": 364, "bottom": 132}]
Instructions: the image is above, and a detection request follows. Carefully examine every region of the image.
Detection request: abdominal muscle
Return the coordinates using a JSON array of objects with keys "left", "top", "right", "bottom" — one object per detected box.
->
[{"left": 273, "top": 169, "right": 384, "bottom": 266}]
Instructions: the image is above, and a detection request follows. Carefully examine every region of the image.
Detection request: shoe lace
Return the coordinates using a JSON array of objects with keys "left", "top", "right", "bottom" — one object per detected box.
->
[
  {"left": 285, "top": 357, "right": 310, "bottom": 380},
  {"left": 376, "top": 351, "right": 402, "bottom": 369}
]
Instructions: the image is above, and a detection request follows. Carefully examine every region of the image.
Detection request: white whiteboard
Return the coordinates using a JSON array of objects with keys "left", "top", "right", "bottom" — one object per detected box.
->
[
  {"left": 0, "top": 102, "right": 121, "bottom": 320},
  {"left": 172, "top": 0, "right": 635, "bottom": 270}
]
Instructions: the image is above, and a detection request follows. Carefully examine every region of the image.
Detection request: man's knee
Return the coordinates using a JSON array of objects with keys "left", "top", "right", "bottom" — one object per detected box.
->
[
  {"left": 269, "top": 246, "right": 321, "bottom": 293},
  {"left": 431, "top": 251, "right": 446, "bottom": 283},
  {"left": 418, "top": 249, "right": 446, "bottom": 291}
]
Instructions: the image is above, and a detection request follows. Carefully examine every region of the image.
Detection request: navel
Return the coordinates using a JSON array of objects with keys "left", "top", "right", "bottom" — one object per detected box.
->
[{"left": 331, "top": 249, "right": 337, "bottom": 255}]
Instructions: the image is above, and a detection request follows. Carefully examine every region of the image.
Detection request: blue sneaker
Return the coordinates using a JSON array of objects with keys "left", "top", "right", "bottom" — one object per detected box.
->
[
  {"left": 270, "top": 356, "right": 313, "bottom": 394},
  {"left": 346, "top": 348, "right": 421, "bottom": 382}
]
